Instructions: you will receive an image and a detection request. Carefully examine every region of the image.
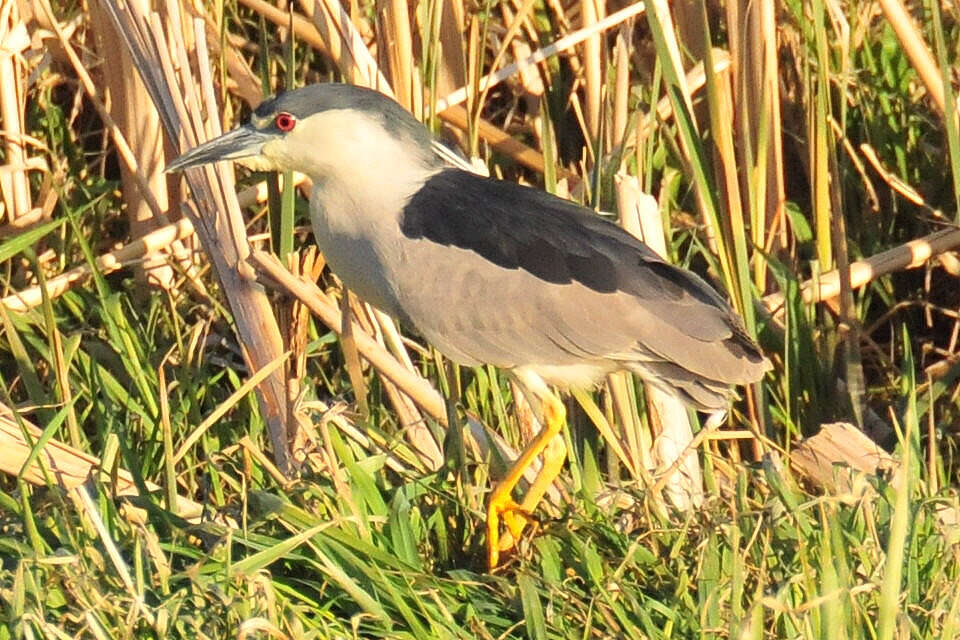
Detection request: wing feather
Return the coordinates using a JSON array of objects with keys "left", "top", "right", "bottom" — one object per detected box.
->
[
  {"left": 402, "top": 169, "right": 735, "bottom": 340},
  {"left": 396, "top": 168, "right": 768, "bottom": 396}
]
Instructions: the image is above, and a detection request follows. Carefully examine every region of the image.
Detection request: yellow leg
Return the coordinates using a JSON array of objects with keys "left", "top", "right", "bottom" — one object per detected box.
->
[
  {"left": 494, "top": 433, "right": 567, "bottom": 560},
  {"left": 520, "top": 433, "right": 566, "bottom": 513},
  {"left": 487, "top": 385, "right": 567, "bottom": 569}
]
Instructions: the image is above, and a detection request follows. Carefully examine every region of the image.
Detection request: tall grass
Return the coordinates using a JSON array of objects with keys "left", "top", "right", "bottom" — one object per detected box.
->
[{"left": 1, "top": 0, "right": 959, "bottom": 637}]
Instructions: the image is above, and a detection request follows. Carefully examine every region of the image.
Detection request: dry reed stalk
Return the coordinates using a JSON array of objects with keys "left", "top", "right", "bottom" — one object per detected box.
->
[
  {"left": 464, "top": 11, "right": 480, "bottom": 155},
  {"left": 432, "top": 0, "right": 467, "bottom": 100},
  {"left": 89, "top": 2, "right": 176, "bottom": 290},
  {"left": 763, "top": 226, "right": 960, "bottom": 313},
  {"left": 294, "top": 0, "right": 392, "bottom": 90},
  {"left": 859, "top": 143, "right": 927, "bottom": 207},
  {"left": 200, "top": 17, "right": 263, "bottom": 107},
  {"left": 672, "top": 0, "right": 708, "bottom": 62},
  {"left": 724, "top": 0, "right": 752, "bottom": 148},
  {"left": 704, "top": 45, "right": 751, "bottom": 315},
  {"left": 648, "top": 0, "right": 696, "bottom": 126},
  {"left": 580, "top": 0, "right": 603, "bottom": 142},
  {"left": 832, "top": 131, "right": 881, "bottom": 215},
  {"left": 617, "top": 173, "right": 702, "bottom": 510},
  {"left": 612, "top": 27, "right": 630, "bottom": 150},
  {"left": 877, "top": 0, "right": 946, "bottom": 116},
  {"left": 366, "top": 305, "right": 441, "bottom": 469},
  {"left": 283, "top": 248, "right": 325, "bottom": 463},
  {"left": 726, "top": 0, "right": 787, "bottom": 283},
  {"left": 0, "top": 186, "right": 57, "bottom": 238},
  {"left": 381, "top": 377, "right": 441, "bottom": 470},
  {"left": 646, "top": 0, "right": 733, "bottom": 272},
  {"left": 0, "top": 2, "right": 31, "bottom": 222},
  {"left": 759, "top": 0, "right": 786, "bottom": 255},
  {"left": 99, "top": 0, "right": 292, "bottom": 472},
  {"left": 380, "top": 0, "right": 413, "bottom": 109},
  {"left": 339, "top": 288, "right": 371, "bottom": 417},
  {"left": 38, "top": 0, "right": 165, "bottom": 224}
]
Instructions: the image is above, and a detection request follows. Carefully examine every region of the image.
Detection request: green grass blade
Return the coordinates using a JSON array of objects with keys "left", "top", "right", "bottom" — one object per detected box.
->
[
  {"left": 0, "top": 218, "right": 65, "bottom": 263},
  {"left": 517, "top": 573, "right": 547, "bottom": 640}
]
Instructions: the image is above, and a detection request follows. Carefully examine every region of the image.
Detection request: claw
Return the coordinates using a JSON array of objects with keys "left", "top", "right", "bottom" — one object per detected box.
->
[
  {"left": 502, "top": 503, "right": 533, "bottom": 541},
  {"left": 487, "top": 494, "right": 521, "bottom": 568},
  {"left": 487, "top": 496, "right": 537, "bottom": 568}
]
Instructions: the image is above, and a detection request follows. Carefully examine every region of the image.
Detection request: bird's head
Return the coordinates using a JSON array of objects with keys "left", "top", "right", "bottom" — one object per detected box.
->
[{"left": 166, "top": 84, "right": 438, "bottom": 179}]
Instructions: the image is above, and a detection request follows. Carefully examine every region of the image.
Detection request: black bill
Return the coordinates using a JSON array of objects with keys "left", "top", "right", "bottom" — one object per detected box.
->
[{"left": 165, "top": 125, "right": 270, "bottom": 173}]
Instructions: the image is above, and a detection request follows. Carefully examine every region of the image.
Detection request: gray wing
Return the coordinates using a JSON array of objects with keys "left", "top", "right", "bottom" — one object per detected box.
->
[{"left": 394, "top": 170, "right": 768, "bottom": 404}]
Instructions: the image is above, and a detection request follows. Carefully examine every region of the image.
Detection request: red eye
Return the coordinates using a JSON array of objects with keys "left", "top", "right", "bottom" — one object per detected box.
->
[{"left": 275, "top": 112, "right": 296, "bottom": 132}]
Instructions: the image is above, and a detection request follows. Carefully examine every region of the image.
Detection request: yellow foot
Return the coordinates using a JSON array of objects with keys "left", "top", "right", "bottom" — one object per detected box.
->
[
  {"left": 486, "top": 369, "right": 568, "bottom": 570},
  {"left": 487, "top": 495, "right": 535, "bottom": 569}
]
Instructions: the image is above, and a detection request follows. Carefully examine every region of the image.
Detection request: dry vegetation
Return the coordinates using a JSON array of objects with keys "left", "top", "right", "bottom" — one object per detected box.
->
[{"left": 1, "top": 0, "right": 960, "bottom": 637}]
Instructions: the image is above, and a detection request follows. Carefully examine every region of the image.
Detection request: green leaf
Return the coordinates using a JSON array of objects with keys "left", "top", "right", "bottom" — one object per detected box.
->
[
  {"left": 0, "top": 218, "right": 65, "bottom": 263},
  {"left": 518, "top": 574, "right": 547, "bottom": 640}
]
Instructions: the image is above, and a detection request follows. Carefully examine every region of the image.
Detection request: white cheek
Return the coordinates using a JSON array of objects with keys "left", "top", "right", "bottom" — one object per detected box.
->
[
  {"left": 236, "top": 153, "right": 283, "bottom": 172},
  {"left": 257, "top": 137, "right": 308, "bottom": 172}
]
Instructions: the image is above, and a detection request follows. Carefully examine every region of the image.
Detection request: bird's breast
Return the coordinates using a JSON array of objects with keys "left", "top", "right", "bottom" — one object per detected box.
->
[{"left": 308, "top": 186, "right": 406, "bottom": 318}]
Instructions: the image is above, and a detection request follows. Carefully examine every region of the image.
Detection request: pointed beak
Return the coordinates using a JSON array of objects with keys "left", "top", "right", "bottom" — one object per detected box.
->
[{"left": 165, "top": 125, "right": 272, "bottom": 173}]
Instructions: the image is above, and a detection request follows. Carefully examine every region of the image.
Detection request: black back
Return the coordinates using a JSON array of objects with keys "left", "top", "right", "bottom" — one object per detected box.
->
[{"left": 401, "top": 169, "right": 730, "bottom": 308}]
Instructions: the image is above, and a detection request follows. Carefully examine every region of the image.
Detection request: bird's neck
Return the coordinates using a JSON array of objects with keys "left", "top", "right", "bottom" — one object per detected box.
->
[{"left": 306, "top": 165, "right": 438, "bottom": 319}]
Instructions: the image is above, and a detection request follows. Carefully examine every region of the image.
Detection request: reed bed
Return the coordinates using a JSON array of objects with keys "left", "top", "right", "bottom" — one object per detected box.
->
[{"left": 1, "top": 0, "right": 959, "bottom": 637}]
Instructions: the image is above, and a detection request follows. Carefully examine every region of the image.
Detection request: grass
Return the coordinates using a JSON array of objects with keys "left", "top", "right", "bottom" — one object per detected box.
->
[{"left": 1, "top": 0, "right": 960, "bottom": 637}]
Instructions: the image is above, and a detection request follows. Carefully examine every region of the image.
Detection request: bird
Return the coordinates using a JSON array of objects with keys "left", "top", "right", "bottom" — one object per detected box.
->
[{"left": 166, "top": 83, "right": 771, "bottom": 568}]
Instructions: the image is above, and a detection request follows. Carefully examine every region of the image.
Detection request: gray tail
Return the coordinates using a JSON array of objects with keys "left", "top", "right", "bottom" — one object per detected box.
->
[{"left": 626, "top": 360, "right": 746, "bottom": 412}]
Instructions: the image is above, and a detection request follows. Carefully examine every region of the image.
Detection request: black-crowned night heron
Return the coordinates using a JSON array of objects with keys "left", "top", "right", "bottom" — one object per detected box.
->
[{"left": 167, "top": 83, "right": 770, "bottom": 568}]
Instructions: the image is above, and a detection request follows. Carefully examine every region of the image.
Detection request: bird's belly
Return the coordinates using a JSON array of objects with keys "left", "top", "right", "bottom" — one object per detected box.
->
[{"left": 390, "top": 240, "right": 628, "bottom": 375}]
